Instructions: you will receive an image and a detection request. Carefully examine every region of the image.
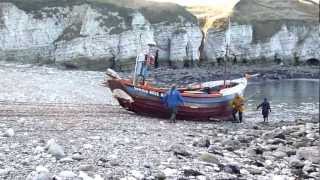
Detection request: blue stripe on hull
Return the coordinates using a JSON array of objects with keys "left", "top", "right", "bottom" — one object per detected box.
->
[
  {"left": 126, "top": 86, "right": 235, "bottom": 107},
  {"left": 183, "top": 95, "right": 234, "bottom": 105},
  {"left": 126, "top": 86, "right": 163, "bottom": 99}
]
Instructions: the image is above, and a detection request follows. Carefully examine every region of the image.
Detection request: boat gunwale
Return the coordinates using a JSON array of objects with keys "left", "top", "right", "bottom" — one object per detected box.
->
[{"left": 115, "top": 79, "right": 226, "bottom": 98}]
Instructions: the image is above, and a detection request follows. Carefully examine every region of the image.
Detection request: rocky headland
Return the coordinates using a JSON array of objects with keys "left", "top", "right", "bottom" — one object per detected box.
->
[
  {"left": 204, "top": 0, "right": 320, "bottom": 64},
  {"left": 0, "top": 0, "right": 202, "bottom": 70}
]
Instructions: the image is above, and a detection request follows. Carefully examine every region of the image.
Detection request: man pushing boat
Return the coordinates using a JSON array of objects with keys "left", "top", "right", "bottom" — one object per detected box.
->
[
  {"left": 231, "top": 93, "right": 245, "bottom": 123},
  {"left": 163, "top": 84, "right": 184, "bottom": 123}
]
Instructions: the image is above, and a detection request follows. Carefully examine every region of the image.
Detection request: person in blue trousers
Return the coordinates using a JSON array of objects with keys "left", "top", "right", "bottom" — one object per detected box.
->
[
  {"left": 257, "top": 98, "right": 271, "bottom": 122},
  {"left": 163, "top": 84, "right": 184, "bottom": 123}
]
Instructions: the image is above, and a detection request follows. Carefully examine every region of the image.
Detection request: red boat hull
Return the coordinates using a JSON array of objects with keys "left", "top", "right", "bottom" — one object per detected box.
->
[{"left": 107, "top": 79, "right": 234, "bottom": 121}]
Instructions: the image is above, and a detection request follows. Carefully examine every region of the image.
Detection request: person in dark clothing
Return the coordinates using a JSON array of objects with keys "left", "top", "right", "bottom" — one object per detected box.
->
[
  {"left": 257, "top": 98, "right": 271, "bottom": 122},
  {"left": 163, "top": 84, "right": 184, "bottom": 123},
  {"left": 154, "top": 49, "right": 159, "bottom": 68}
]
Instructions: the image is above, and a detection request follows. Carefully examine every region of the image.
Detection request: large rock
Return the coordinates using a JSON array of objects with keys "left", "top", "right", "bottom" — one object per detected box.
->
[
  {"left": 170, "top": 144, "right": 191, "bottom": 157},
  {"left": 0, "top": 168, "right": 10, "bottom": 176},
  {"left": 45, "top": 139, "right": 65, "bottom": 159},
  {"left": 193, "top": 137, "right": 210, "bottom": 148},
  {"left": 0, "top": 0, "right": 202, "bottom": 70},
  {"left": 289, "top": 156, "right": 305, "bottom": 168},
  {"left": 296, "top": 146, "right": 320, "bottom": 163},
  {"left": 223, "top": 164, "right": 241, "bottom": 174},
  {"left": 26, "top": 166, "right": 51, "bottom": 180},
  {"left": 207, "top": 145, "right": 223, "bottom": 155},
  {"left": 214, "top": 172, "right": 237, "bottom": 180},
  {"left": 270, "top": 175, "right": 295, "bottom": 180},
  {"left": 222, "top": 139, "right": 241, "bottom": 151},
  {"left": 199, "top": 153, "right": 221, "bottom": 164},
  {"left": 183, "top": 168, "right": 203, "bottom": 176},
  {"left": 56, "top": 171, "right": 77, "bottom": 179},
  {"left": 3, "top": 128, "right": 14, "bottom": 137},
  {"left": 204, "top": 0, "right": 320, "bottom": 63}
]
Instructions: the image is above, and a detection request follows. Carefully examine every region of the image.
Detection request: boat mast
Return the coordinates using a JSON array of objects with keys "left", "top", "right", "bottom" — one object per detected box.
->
[
  {"left": 224, "top": 16, "right": 231, "bottom": 87},
  {"left": 133, "top": 34, "right": 143, "bottom": 86}
]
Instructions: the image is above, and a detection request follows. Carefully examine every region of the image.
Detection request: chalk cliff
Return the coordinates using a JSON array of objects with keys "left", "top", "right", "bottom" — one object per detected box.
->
[
  {"left": 204, "top": 0, "right": 320, "bottom": 63},
  {"left": 0, "top": 0, "right": 319, "bottom": 69},
  {"left": 0, "top": 0, "right": 202, "bottom": 70}
]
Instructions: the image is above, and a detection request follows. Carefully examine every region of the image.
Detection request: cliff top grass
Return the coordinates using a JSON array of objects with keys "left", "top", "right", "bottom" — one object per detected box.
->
[
  {"left": 1, "top": 0, "right": 197, "bottom": 24},
  {"left": 231, "top": 0, "right": 319, "bottom": 23},
  {"left": 208, "top": 0, "right": 319, "bottom": 44}
]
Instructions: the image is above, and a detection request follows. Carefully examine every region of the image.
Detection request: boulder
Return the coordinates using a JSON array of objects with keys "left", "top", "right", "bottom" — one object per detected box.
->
[
  {"left": 26, "top": 172, "right": 51, "bottom": 180},
  {"left": 78, "top": 171, "right": 103, "bottom": 180},
  {"left": 59, "top": 157, "right": 74, "bottom": 163},
  {"left": 46, "top": 139, "right": 65, "bottom": 159},
  {"left": 0, "top": 168, "right": 10, "bottom": 176},
  {"left": 72, "top": 153, "right": 85, "bottom": 161},
  {"left": 199, "top": 153, "right": 221, "bottom": 164},
  {"left": 237, "top": 135, "right": 254, "bottom": 144},
  {"left": 26, "top": 166, "right": 51, "bottom": 180},
  {"left": 154, "top": 171, "right": 166, "bottom": 180},
  {"left": 246, "top": 165, "right": 263, "bottom": 175},
  {"left": 277, "top": 146, "right": 296, "bottom": 156},
  {"left": 270, "top": 175, "right": 295, "bottom": 180},
  {"left": 289, "top": 156, "right": 305, "bottom": 168},
  {"left": 3, "top": 128, "right": 15, "bottom": 137},
  {"left": 272, "top": 151, "right": 287, "bottom": 159},
  {"left": 183, "top": 168, "right": 203, "bottom": 176},
  {"left": 207, "top": 145, "right": 223, "bottom": 155},
  {"left": 214, "top": 172, "right": 237, "bottom": 180},
  {"left": 57, "top": 171, "right": 77, "bottom": 179},
  {"left": 267, "top": 138, "right": 287, "bottom": 145},
  {"left": 34, "top": 146, "right": 45, "bottom": 154},
  {"left": 170, "top": 144, "right": 191, "bottom": 157},
  {"left": 297, "top": 146, "right": 320, "bottom": 163},
  {"left": 131, "top": 170, "right": 144, "bottom": 179},
  {"left": 162, "top": 168, "right": 178, "bottom": 177},
  {"left": 302, "top": 161, "right": 316, "bottom": 174},
  {"left": 79, "top": 164, "right": 95, "bottom": 172},
  {"left": 223, "top": 164, "right": 241, "bottom": 174},
  {"left": 193, "top": 137, "right": 211, "bottom": 148},
  {"left": 222, "top": 139, "right": 241, "bottom": 151}
]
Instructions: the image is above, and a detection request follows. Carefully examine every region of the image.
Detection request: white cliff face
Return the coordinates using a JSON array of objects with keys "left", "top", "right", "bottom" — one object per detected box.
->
[
  {"left": 204, "top": 22, "right": 320, "bottom": 62},
  {"left": 154, "top": 24, "right": 202, "bottom": 64},
  {"left": 0, "top": 2, "right": 202, "bottom": 70}
]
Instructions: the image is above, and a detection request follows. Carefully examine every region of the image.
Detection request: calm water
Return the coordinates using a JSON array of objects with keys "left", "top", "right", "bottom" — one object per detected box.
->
[{"left": 244, "top": 79, "right": 319, "bottom": 122}]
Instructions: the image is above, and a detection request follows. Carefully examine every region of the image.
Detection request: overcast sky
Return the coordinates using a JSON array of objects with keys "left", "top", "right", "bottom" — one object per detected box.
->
[
  {"left": 149, "top": 0, "right": 319, "bottom": 6},
  {"left": 148, "top": 0, "right": 240, "bottom": 6}
]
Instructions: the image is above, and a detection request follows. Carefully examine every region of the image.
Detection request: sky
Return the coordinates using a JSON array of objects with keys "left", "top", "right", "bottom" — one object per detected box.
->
[
  {"left": 149, "top": 0, "right": 319, "bottom": 6},
  {"left": 148, "top": 0, "right": 240, "bottom": 6}
]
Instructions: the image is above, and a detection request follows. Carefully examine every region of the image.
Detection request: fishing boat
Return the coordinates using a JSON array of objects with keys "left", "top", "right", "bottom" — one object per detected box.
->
[
  {"left": 103, "top": 17, "right": 254, "bottom": 121},
  {"left": 104, "top": 69, "right": 254, "bottom": 121}
]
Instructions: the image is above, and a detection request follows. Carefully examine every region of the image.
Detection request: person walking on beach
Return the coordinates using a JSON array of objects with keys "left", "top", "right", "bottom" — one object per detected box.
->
[
  {"left": 154, "top": 49, "right": 159, "bottom": 68},
  {"left": 231, "top": 93, "right": 245, "bottom": 123},
  {"left": 163, "top": 84, "right": 184, "bottom": 123},
  {"left": 257, "top": 98, "right": 271, "bottom": 122}
]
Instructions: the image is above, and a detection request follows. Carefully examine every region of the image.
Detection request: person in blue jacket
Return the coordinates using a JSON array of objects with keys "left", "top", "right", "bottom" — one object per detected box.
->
[{"left": 163, "top": 84, "right": 184, "bottom": 123}]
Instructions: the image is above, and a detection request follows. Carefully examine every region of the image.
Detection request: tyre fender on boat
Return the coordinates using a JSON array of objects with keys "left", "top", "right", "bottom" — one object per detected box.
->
[{"left": 112, "top": 89, "right": 134, "bottom": 103}]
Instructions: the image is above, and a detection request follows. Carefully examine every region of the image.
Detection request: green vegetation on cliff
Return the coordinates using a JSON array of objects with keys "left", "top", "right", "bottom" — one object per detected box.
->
[
  {"left": 2, "top": 0, "right": 197, "bottom": 24},
  {"left": 207, "top": 0, "right": 319, "bottom": 44}
]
